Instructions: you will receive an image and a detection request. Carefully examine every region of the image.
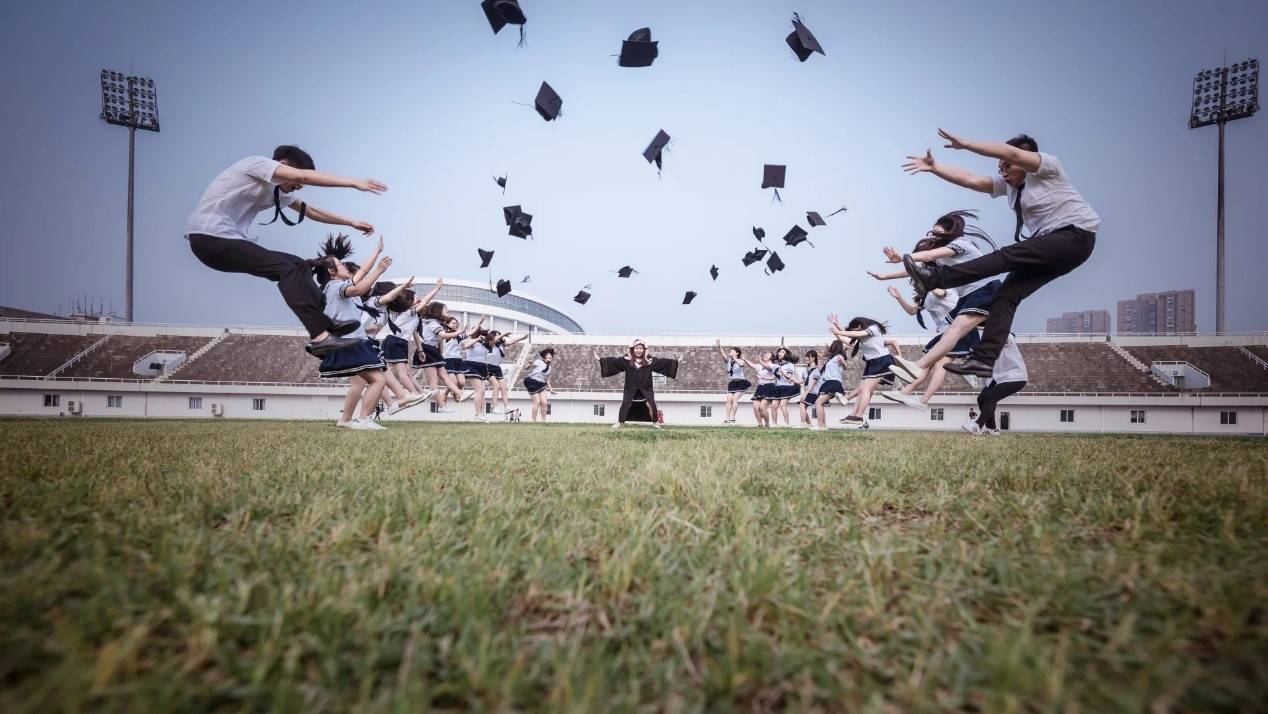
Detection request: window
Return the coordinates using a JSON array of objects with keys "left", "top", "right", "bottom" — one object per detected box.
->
[
  {"left": 929, "top": 408, "right": 944, "bottom": 421},
  {"left": 1130, "top": 410, "right": 1146, "bottom": 424},
  {"left": 188, "top": 397, "right": 203, "bottom": 410},
  {"left": 868, "top": 407, "right": 882, "bottom": 420},
  {"left": 593, "top": 404, "right": 605, "bottom": 417},
  {"left": 485, "top": 402, "right": 493, "bottom": 414},
  {"left": 546, "top": 404, "right": 552, "bottom": 415},
  {"left": 1220, "top": 410, "right": 1238, "bottom": 425},
  {"left": 107, "top": 395, "right": 123, "bottom": 408},
  {"left": 999, "top": 412, "right": 1011, "bottom": 431},
  {"left": 1059, "top": 409, "right": 1075, "bottom": 423},
  {"left": 429, "top": 402, "right": 438, "bottom": 413},
  {"left": 43, "top": 394, "right": 59, "bottom": 407},
  {"left": 700, "top": 405, "right": 712, "bottom": 418},
  {"left": 252, "top": 398, "right": 266, "bottom": 411}
]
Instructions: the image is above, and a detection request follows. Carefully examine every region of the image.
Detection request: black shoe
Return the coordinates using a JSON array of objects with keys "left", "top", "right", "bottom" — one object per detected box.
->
[
  {"left": 330, "top": 320, "right": 360, "bottom": 336},
  {"left": 902, "top": 254, "right": 936, "bottom": 294},
  {"left": 305, "top": 335, "right": 361, "bottom": 357},
  {"left": 944, "top": 357, "right": 994, "bottom": 377}
]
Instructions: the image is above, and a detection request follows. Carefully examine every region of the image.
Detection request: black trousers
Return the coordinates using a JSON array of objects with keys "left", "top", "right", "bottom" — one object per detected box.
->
[
  {"left": 188, "top": 234, "right": 333, "bottom": 338},
  {"left": 935, "top": 227, "right": 1095, "bottom": 363},
  {"left": 976, "top": 380, "right": 1026, "bottom": 430}
]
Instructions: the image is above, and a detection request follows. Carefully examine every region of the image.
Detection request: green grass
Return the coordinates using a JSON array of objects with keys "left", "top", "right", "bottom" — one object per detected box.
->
[{"left": 1, "top": 420, "right": 1266, "bottom": 712}]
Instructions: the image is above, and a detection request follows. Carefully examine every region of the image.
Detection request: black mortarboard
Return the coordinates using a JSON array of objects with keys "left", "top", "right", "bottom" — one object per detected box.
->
[
  {"left": 643, "top": 129, "right": 670, "bottom": 172},
  {"left": 534, "top": 82, "right": 562, "bottom": 121},
  {"left": 682, "top": 291, "right": 697, "bottom": 305},
  {"left": 494, "top": 175, "right": 507, "bottom": 193},
  {"left": 482, "top": 0, "right": 526, "bottom": 35},
  {"left": 503, "top": 205, "right": 533, "bottom": 238},
  {"left": 786, "top": 13, "right": 825, "bottom": 62},
  {"left": 495, "top": 279, "right": 512, "bottom": 298},
  {"left": 762, "top": 164, "right": 785, "bottom": 202},
  {"left": 765, "top": 251, "right": 786, "bottom": 274},
  {"left": 807, "top": 211, "right": 826, "bottom": 227},
  {"left": 753, "top": 226, "right": 765, "bottom": 241},
  {"left": 783, "top": 225, "right": 812, "bottom": 247},
  {"left": 742, "top": 248, "right": 768, "bottom": 267},
  {"left": 574, "top": 289, "right": 591, "bottom": 305},
  {"left": 478, "top": 248, "right": 495, "bottom": 268},
  {"left": 616, "top": 266, "right": 638, "bottom": 278},
  {"left": 709, "top": 265, "right": 719, "bottom": 281},
  {"left": 619, "top": 27, "right": 658, "bottom": 67}
]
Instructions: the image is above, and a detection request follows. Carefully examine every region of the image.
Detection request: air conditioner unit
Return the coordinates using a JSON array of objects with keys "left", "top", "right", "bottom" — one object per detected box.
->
[
  {"left": 67, "top": 400, "right": 81, "bottom": 415},
  {"left": 210, "top": 403, "right": 224, "bottom": 417}
]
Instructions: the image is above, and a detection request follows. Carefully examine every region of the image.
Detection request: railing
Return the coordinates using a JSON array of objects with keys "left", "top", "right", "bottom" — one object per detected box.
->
[
  {"left": 1238, "top": 346, "right": 1268, "bottom": 370},
  {"left": 1150, "top": 361, "right": 1212, "bottom": 389},
  {"left": 45, "top": 334, "right": 112, "bottom": 379}
]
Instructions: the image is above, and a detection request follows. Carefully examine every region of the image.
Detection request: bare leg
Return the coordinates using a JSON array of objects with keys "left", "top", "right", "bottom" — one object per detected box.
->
[
  {"left": 392, "top": 363, "right": 421, "bottom": 394},
  {"left": 382, "top": 367, "right": 410, "bottom": 402},
  {"left": 815, "top": 393, "right": 832, "bottom": 427},
  {"left": 916, "top": 315, "right": 985, "bottom": 369},
  {"left": 920, "top": 357, "right": 951, "bottom": 403},
  {"left": 852, "top": 380, "right": 879, "bottom": 419},
  {"left": 339, "top": 375, "right": 366, "bottom": 423},
  {"left": 359, "top": 371, "right": 387, "bottom": 419},
  {"left": 471, "top": 379, "right": 486, "bottom": 418}
]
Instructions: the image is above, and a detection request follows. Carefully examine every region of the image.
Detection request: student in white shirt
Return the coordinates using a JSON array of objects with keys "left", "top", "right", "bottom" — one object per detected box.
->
[
  {"left": 432, "top": 315, "right": 482, "bottom": 414},
  {"left": 184, "top": 145, "right": 387, "bottom": 356},
  {"left": 878, "top": 284, "right": 976, "bottom": 411},
  {"left": 714, "top": 340, "right": 754, "bottom": 424},
  {"left": 829, "top": 315, "right": 904, "bottom": 429},
  {"left": 771, "top": 348, "right": 803, "bottom": 427},
  {"left": 902, "top": 131, "right": 1098, "bottom": 377},
  {"left": 522, "top": 348, "right": 556, "bottom": 422},
  {"left": 382, "top": 280, "right": 441, "bottom": 399},
  {"left": 750, "top": 352, "right": 778, "bottom": 428},
  {"left": 963, "top": 336, "right": 1029, "bottom": 436},
  {"left": 485, "top": 331, "right": 527, "bottom": 416},
  {"left": 798, "top": 350, "right": 821, "bottom": 427}
]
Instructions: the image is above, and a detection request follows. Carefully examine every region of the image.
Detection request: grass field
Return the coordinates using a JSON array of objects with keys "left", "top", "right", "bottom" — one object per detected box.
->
[{"left": 1, "top": 420, "right": 1266, "bottom": 712}]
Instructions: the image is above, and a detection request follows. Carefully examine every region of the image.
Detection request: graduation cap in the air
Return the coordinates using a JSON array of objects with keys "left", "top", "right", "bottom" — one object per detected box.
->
[
  {"left": 786, "top": 13, "right": 825, "bottom": 62},
  {"left": 765, "top": 251, "right": 786, "bottom": 275},
  {"left": 615, "top": 266, "right": 638, "bottom": 278},
  {"left": 807, "top": 211, "right": 826, "bottom": 227},
  {"left": 481, "top": 0, "right": 527, "bottom": 45},
  {"left": 520, "top": 275, "right": 531, "bottom": 284},
  {"left": 494, "top": 175, "right": 507, "bottom": 194},
  {"left": 495, "top": 279, "right": 512, "bottom": 298},
  {"left": 534, "top": 82, "right": 562, "bottom": 121},
  {"left": 762, "top": 164, "right": 785, "bottom": 202},
  {"left": 478, "top": 248, "right": 495, "bottom": 268},
  {"left": 709, "top": 265, "right": 719, "bottom": 281},
  {"left": 682, "top": 291, "right": 698, "bottom": 305},
  {"left": 742, "top": 248, "right": 769, "bottom": 267},
  {"left": 752, "top": 226, "right": 765, "bottom": 242},
  {"left": 643, "top": 129, "right": 671, "bottom": 173},
  {"left": 503, "top": 205, "right": 533, "bottom": 239},
  {"left": 618, "top": 27, "right": 658, "bottom": 67},
  {"left": 783, "top": 225, "right": 813, "bottom": 247},
  {"left": 574, "top": 287, "right": 592, "bottom": 305}
]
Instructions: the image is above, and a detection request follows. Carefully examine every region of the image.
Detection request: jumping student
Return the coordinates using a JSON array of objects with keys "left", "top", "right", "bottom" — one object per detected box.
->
[
  {"left": 828, "top": 315, "right": 904, "bottom": 429},
  {"left": 433, "top": 315, "right": 482, "bottom": 414},
  {"left": 879, "top": 284, "right": 977, "bottom": 410},
  {"left": 799, "top": 350, "right": 821, "bottom": 427},
  {"left": 462, "top": 328, "right": 496, "bottom": 422},
  {"left": 902, "top": 130, "right": 1100, "bottom": 376},
  {"left": 811, "top": 340, "right": 849, "bottom": 431},
  {"left": 383, "top": 280, "right": 442, "bottom": 399},
  {"left": 594, "top": 339, "right": 680, "bottom": 428},
  {"left": 750, "top": 351, "right": 778, "bottom": 428},
  {"left": 486, "top": 332, "right": 528, "bottom": 415},
  {"left": 963, "top": 335, "right": 1028, "bottom": 436},
  {"left": 715, "top": 339, "right": 752, "bottom": 424},
  {"left": 771, "top": 348, "right": 802, "bottom": 427},
  {"left": 412, "top": 288, "right": 454, "bottom": 401},
  {"left": 522, "top": 348, "right": 556, "bottom": 422},
  {"left": 185, "top": 145, "right": 386, "bottom": 356},
  {"left": 311, "top": 240, "right": 392, "bottom": 430}
]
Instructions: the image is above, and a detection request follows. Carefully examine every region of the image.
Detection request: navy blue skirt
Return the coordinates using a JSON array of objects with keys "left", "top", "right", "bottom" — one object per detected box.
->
[
  {"left": 413, "top": 343, "right": 443, "bottom": 368},
  {"left": 818, "top": 379, "right": 845, "bottom": 395},
  {"left": 773, "top": 384, "right": 799, "bottom": 400},
  {"left": 950, "top": 280, "right": 1001, "bottom": 318},
  {"left": 319, "top": 341, "right": 385, "bottom": 378},
  {"left": 523, "top": 378, "right": 548, "bottom": 395},
  {"left": 862, "top": 354, "right": 897, "bottom": 382},
  {"left": 753, "top": 383, "right": 777, "bottom": 400},
  {"left": 381, "top": 335, "right": 410, "bottom": 363},
  {"left": 924, "top": 328, "right": 981, "bottom": 357},
  {"left": 444, "top": 357, "right": 468, "bottom": 374},
  {"left": 487, "top": 364, "right": 505, "bottom": 380},
  {"left": 464, "top": 361, "right": 490, "bottom": 380},
  {"left": 727, "top": 379, "right": 752, "bottom": 393},
  {"left": 803, "top": 392, "right": 824, "bottom": 406}
]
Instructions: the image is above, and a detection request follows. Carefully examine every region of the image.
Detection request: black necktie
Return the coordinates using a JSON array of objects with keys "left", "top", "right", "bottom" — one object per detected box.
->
[{"left": 1012, "top": 183, "right": 1027, "bottom": 243}]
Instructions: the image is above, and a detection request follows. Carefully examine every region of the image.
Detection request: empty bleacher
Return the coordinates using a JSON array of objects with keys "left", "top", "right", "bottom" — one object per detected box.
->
[
  {"left": 173, "top": 334, "right": 324, "bottom": 383},
  {"left": 1123, "top": 345, "right": 1268, "bottom": 393},
  {"left": 59, "top": 335, "right": 213, "bottom": 380},
  {"left": 1017, "top": 343, "right": 1171, "bottom": 393},
  {"left": 0, "top": 333, "right": 102, "bottom": 377}
]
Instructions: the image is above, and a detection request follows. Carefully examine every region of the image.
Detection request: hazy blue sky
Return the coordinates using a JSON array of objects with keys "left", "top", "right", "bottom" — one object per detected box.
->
[{"left": 1, "top": 0, "right": 1265, "bottom": 334}]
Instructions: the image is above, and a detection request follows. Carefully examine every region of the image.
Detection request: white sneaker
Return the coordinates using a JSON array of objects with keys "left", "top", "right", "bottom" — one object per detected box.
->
[
  {"left": 611, "top": 422, "right": 623, "bottom": 429},
  {"left": 473, "top": 413, "right": 490, "bottom": 422},
  {"left": 384, "top": 402, "right": 403, "bottom": 415},
  {"left": 335, "top": 420, "right": 354, "bottom": 428},
  {"left": 890, "top": 355, "right": 925, "bottom": 383},
  {"left": 436, "top": 405, "right": 456, "bottom": 414},
  {"left": 401, "top": 392, "right": 428, "bottom": 408},
  {"left": 982, "top": 428, "right": 1001, "bottom": 437},
  {"left": 350, "top": 418, "right": 386, "bottom": 431},
  {"left": 653, "top": 423, "right": 662, "bottom": 429},
  {"left": 492, "top": 406, "right": 505, "bottom": 415},
  {"left": 960, "top": 420, "right": 982, "bottom": 435},
  {"left": 886, "top": 390, "right": 929, "bottom": 410},
  {"left": 419, "top": 388, "right": 437, "bottom": 402},
  {"left": 458, "top": 390, "right": 474, "bottom": 402},
  {"left": 809, "top": 426, "right": 824, "bottom": 431}
]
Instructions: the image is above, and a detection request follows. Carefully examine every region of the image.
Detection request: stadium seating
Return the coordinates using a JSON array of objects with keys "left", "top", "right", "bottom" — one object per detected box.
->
[
  {"left": 1123, "top": 345, "right": 1268, "bottom": 392},
  {"left": 0, "top": 333, "right": 101, "bottom": 377},
  {"left": 1017, "top": 343, "right": 1171, "bottom": 393},
  {"left": 173, "top": 334, "right": 322, "bottom": 383},
  {"left": 59, "top": 335, "right": 213, "bottom": 379}
]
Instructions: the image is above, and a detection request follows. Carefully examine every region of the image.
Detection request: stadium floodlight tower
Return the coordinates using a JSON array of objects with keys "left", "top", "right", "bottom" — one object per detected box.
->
[
  {"left": 1189, "top": 58, "right": 1258, "bottom": 335},
  {"left": 99, "top": 69, "right": 160, "bottom": 323}
]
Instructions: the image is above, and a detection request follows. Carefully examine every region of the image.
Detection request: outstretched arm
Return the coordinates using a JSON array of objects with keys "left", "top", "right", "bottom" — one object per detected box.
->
[
  {"left": 902, "top": 149, "right": 994, "bottom": 194},
  {"left": 466, "top": 315, "right": 486, "bottom": 336},
  {"left": 381, "top": 276, "right": 415, "bottom": 305},
  {"left": 883, "top": 245, "right": 955, "bottom": 265},
  {"left": 352, "top": 236, "right": 384, "bottom": 283},
  {"left": 345, "top": 256, "right": 391, "bottom": 298},
  {"left": 415, "top": 278, "right": 444, "bottom": 309},
  {"left": 938, "top": 128, "right": 1041, "bottom": 172},
  {"left": 502, "top": 334, "right": 528, "bottom": 346},
  {"left": 715, "top": 338, "right": 728, "bottom": 362},
  {"left": 298, "top": 204, "right": 375, "bottom": 236},
  {"left": 887, "top": 286, "right": 919, "bottom": 315},
  {"left": 273, "top": 164, "right": 387, "bottom": 193}
]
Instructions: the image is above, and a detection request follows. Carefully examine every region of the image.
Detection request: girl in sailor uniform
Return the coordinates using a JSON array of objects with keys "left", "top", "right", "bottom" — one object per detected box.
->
[
  {"left": 714, "top": 340, "right": 753, "bottom": 424},
  {"left": 485, "top": 331, "right": 527, "bottom": 416},
  {"left": 522, "top": 347, "right": 556, "bottom": 422},
  {"left": 463, "top": 329, "right": 495, "bottom": 422},
  {"left": 750, "top": 352, "right": 778, "bottom": 428},
  {"left": 879, "top": 283, "right": 980, "bottom": 411},
  {"left": 382, "top": 280, "right": 441, "bottom": 399},
  {"left": 349, "top": 272, "right": 426, "bottom": 416},
  {"left": 799, "top": 350, "right": 821, "bottom": 427},
  {"left": 310, "top": 248, "right": 391, "bottom": 430},
  {"left": 829, "top": 315, "right": 903, "bottom": 429},
  {"left": 771, "top": 348, "right": 803, "bottom": 427},
  {"left": 432, "top": 315, "right": 482, "bottom": 414},
  {"left": 410, "top": 289, "right": 450, "bottom": 399},
  {"left": 811, "top": 340, "right": 849, "bottom": 430}
]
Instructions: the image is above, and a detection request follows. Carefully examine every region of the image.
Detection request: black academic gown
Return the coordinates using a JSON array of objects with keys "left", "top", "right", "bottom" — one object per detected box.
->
[{"left": 599, "top": 356, "right": 679, "bottom": 423}]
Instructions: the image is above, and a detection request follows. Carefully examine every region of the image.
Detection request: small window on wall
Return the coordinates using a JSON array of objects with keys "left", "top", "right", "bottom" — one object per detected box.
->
[
  {"left": 429, "top": 402, "right": 438, "bottom": 413},
  {"left": 593, "top": 404, "right": 605, "bottom": 417},
  {"left": 868, "top": 407, "right": 882, "bottom": 420},
  {"left": 546, "top": 404, "right": 552, "bottom": 415},
  {"left": 188, "top": 397, "right": 203, "bottom": 410},
  {"left": 700, "top": 405, "right": 712, "bottom": 418},
  {"left": 485, "top": 402, "right": 493, "bottom": 414},
  {"left": 107, "top": 395, "right": 123, "bottom": 408},
  {"left": 1220, "top": 410, "right": 1237, "bottom": 425},
  {"left": 1130, "top": 410, "right": 1146, "bottom": 424},
  {"left": 1060, "top": 409, "right": 1075, "bottom": 423},
  {"left": 43, "top": 394, "right": 59, "bottom": 407},
  {"left": 929, "top": 408, "right": 944, "bottom": 421},
  {"left": 252, "top": 398, "right": 266, "bottom": 411}
]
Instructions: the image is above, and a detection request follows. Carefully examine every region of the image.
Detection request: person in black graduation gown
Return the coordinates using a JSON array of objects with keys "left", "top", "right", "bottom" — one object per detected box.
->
[{"left": 593, "top": 338, "right": 679, "bottom": 427}]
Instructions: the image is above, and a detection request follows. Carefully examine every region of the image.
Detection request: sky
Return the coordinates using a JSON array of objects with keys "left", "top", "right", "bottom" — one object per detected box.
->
[{"left": 1, "top": 0, "right": 1265, "bottom": 335}]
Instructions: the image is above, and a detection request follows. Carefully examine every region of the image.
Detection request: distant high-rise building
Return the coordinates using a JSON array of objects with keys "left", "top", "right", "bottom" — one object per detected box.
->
[
  {"left": 1117, "top": 290, "right": 1196, "bottom": 334},
  {"left": 1045, "top": 309, "right": 1111, "bottom": 334}
]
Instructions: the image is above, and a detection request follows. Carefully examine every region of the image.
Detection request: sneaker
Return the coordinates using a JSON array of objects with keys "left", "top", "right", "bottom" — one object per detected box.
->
[
  {"left": 902, "top": 254, "right": 937, "bottom": 293},
  {"left": 890, "top": 355, "right": 925, "bottom": 384},
  {"left": 944, "top": 358, "right": 994, "bottom": 378},
  {"left": 436, "top": 405, "right": 456, "bottom": 414},
  {"left": 841, "top": 415, "right": 866, "bottom": 428},
  {"left": 885, "top": 390, "right": 929, "bottom": 410},
  {"left": 653, "top": 423, "right": 662, "bottom": 429},
  {"left": 384, "top": 401, "right": 404, "bottom": 416},
  {"left": 350, "top": 418, "right": 386, "bottom": 431},
  {"left": 418, "top": 388, "right": 438, "bottom": 401},
  {"left": 473, "top": 413, "right": 490, "bottom": 422},
  {"left": 809, "top": 426, "right": 825, "bottom": 431},
  {"left": 305, "top": 335, "right": 362, "bottom": 357},
  {"left": 611, "top": 422, "right": 623, "bottom": 429},
  {"left": 492, "top": 406, "right": 505, "bottom": 415},
  {"left": 335, "top": 420, "right": 354, "bottom": 428},
  {"left": 401, "top": 392, "right": 428, "bottom": 407},
  {"left": 960, "top": 420, "right": 982, "bottom": 435},
  {"left": 982, "top": 428, "right": 1001, "bottom": 437},
  {"left": 459, "top": 390, "right": 475, "bottom": 402}
]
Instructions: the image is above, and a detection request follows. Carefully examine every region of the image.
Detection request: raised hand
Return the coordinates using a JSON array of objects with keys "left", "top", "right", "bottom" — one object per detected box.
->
[
  {"left": 592, "top": 349, "right": 600, "bottom": 361},
  {"left": 827, "top": 313, "right": 840, "bottom": 327},
  {"left": 938, "top": 128, "right": 968, "bottom": 150},
  {"left": 375, "top": 235, "right": 384, "bottom": 253},
  {"left": 866, "top": 270, "right": 886, "bottom": 280},
  {"left": 902, "top": 149, "right": 935, "bottom": 175},
  {"left": 351, "top": 220, "right": 375, "bottom": 235},
  {"left": 882, "top": 246, "right": 903, "bottom": 264},
  {"left": 887, "top": 286, "right": 901, "bottom": 299},
  {"left": 377, "top": 256, "right": 393, "bottom": 272},
  {"left": 403, "top": 276, "right": 415, "bottom": 288},
  {"left": 355, "top": 179, "right": 388, "bottom": 194}
]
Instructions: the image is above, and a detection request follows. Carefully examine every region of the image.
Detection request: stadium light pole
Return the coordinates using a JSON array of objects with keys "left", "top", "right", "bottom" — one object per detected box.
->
[
  {"left": 99, "top": 70, "right": 160, "bottom": 323},
  {"left": 1189, "top": 58, "right": 1258, "bottom": 335}
]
